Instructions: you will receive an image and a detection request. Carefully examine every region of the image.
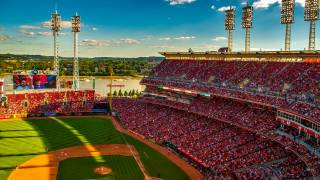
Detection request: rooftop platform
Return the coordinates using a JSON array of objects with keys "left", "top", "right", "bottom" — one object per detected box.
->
[{"left": 160, "top": 50, "right": 320, "bottom": 62}]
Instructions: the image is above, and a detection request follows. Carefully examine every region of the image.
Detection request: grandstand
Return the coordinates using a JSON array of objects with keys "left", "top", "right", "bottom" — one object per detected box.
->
[
  {"left": 0, "top": 90, "right": 95, "bottom": 117},
  {"left": 1, "top": 1, "right": 320, "bottom": 179},
  {"left": 113, "top": 51, "right": 320, "bottom": 179},
  {"left": 1, "top": 50, "right": 319, "bottom": 179}
]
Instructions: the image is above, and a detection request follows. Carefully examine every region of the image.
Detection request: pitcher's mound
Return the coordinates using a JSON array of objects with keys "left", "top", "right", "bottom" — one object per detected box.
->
[{"left": 94, "top": 166, "right": 112, "bottom": 175}]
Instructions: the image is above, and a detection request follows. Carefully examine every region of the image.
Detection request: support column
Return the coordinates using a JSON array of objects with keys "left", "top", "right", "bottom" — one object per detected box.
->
[
  {"left": 245, "top": 28, "right": 251, "bottom": 52},
  {"left": 284, "top": 23, "right": 291, "bottom": 51},
  {"left": 308, "top": 20, "right": 316, "bottom": 50},
  {"left": 73, "top": 32, "right": 79, "bottom": 90},
  {"left": 53, "top": 32, "right": 60, "bottom": 89},
  {"left": 228, "top": 30, "right": 233, "bottom": 52}
]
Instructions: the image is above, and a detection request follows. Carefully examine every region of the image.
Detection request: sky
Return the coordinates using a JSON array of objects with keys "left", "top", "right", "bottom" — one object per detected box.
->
[{"left": 0, "top": 0, "right": 317, "bottom": 57}]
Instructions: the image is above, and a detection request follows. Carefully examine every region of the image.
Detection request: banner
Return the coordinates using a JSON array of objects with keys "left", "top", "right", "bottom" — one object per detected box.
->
[{"left": 13, "top": 74, "right": 57, "bottom": 90}]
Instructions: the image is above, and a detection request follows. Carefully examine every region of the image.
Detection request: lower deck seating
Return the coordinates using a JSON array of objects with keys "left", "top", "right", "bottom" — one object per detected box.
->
[
  {"left": 113, "top": 98, "right": 318, "bottom": 179},
  {"left": 0, "top": 90, "right": 95, "bottom": 115}
]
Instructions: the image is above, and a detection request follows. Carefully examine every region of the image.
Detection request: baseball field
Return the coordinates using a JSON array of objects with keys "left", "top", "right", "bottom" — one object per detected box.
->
[{"left": 0, "top": 117, "right": 191, "bottom": 180}]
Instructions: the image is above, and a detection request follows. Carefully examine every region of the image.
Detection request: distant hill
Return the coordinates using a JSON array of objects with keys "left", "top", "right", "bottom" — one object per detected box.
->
[
  {"left": 0, "top": 54, "right": 164, "bottom": 62},
  {"left": 0, "top": 54, "right": 163, "bottom": 76}
]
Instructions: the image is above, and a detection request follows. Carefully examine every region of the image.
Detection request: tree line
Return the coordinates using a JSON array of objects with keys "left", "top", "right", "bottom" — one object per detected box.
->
[
  {"left": 0, "top": 54, "right": 162, "bottom": 76},
  {"left": 107, "top": 89, "right": 142, "bottom": 97}
]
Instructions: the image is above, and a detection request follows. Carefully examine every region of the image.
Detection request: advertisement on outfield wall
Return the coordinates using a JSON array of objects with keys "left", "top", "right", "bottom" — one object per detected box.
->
[
  {"left": 13, "top": 71, "right": 57, "bottom": 90},
  {"left": 0, "top": 114, "right": 11, "bottom": 119}
]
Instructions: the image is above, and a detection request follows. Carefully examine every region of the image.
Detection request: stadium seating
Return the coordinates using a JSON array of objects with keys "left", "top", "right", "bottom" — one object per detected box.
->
[
  {"left": 1, "top": 90, "right": 95, "bottom": 115},
  {"left": 118, "top": 59, "right": 319, "bottom": 179},
  {"left": 113, "top": 98, "right": 319, "bottom": 179},
  {"left": 1, "top": 58, "right": 318, "bottom": 179},
  {"left": 143, "top": 59, "right": 320, "bottom": 121}
]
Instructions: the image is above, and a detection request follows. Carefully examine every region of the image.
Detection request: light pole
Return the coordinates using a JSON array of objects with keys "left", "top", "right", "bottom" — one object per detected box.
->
[
  {"left": 304, "top": 0, "right": 319, "bottom": 50},
  {"left": 51, "top": 11, "right": 61, "bottom": 89},
  {"left": 72, "top": 13, "right": 81, "bottom": 90},
  {"left": 242, "top": 2, "right": 253, "bottom": 52},
  {"left": 281, "top": 0, "right": 295, "bottom": 51},
  {"left": 225, "top": 7, "right": 235, "bottom": 52}
]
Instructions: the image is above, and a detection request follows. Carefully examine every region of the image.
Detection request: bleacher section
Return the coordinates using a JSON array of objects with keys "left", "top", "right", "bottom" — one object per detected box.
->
[
  {"left": 0, "top": 90, "right": 95, "bottom": 116},
  {"left": 142, "top": 59, "right": 319, "bottom": 121},
  {"left": 113, "top": 58, "right": 320, "bottom": 179},
  {"left": 113, "top": 98, "right": 319, "bottom": 179}
]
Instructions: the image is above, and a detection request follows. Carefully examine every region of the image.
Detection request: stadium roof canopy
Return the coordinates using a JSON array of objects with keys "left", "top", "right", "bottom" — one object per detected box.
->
[{"left": 160, "top": 51, "right": 320, "bottom": 62}]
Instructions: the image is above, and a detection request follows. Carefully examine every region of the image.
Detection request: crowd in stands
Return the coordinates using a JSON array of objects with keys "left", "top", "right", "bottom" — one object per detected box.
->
[
  {"left": 0, "top": 90, "right": 95, "bottom": 115},
  {"left": 113, "top": 98, "right": 318, "bottom": 179},
  {"left": 140, "top": 95, "right": 320, "bottom": 170},
  {"left": 1, "top": 58, "right": 318, "bottom": 178},
  {"left": 151, "top": 60, "right": 319, "bottom": 97},
  {"left": 142, "top": 59, "right": 320, "bottom": 121}
]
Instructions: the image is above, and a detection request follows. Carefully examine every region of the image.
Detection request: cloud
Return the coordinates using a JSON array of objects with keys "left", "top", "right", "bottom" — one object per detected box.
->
[
  {"left": 80, "top": 38, "right": 140, "bottom": 47},
  {"left": 0, "top": 34, "right": 10, "bottom": 41},
  {"left": 157, "top": 36, "right": 195, "bottom": 41},
  {"left": 252, "top": 0, "right": 305, "bottom": 9},
  {"left": 91, "top": 27, "right": 98, "bottom": 31},
  {"left": 19, "top": 29, "right": 35, "bottom": 36},
  {"left": 212, "top": 36, "right": 227, "bottom": 41},
  {"left": 59, "top": 21, "right": 73, "bottom": 28},
  {"left": 295, "top": 0, "right": 305, "bottom": 7},
  {"left": 218, "top": 6, "right": 236, "bottom": 12},
  {"left": 174, "top": 36, "right": 196, "bottom": 40},
  {"left": 158, "top": 37, "right": 171, "bottom": 41},
  {"left": 81, "top": 39, "right": 111, "bottom": 47},
  {"left": 19, "top": 25, "right": 41, "bottom": 30},
  {"left": 117, "top": 38, "right": 140, "bottom": 45},
  {"left": 40, "top": 21, "right": 52, "bottom": 28},
  {"left": 252, "top": 0, "right": 280, "bottom": 9},
  {"left": 166, "top": 0, "right": 197, "bottom": 5},
  {"left": 36, "top": 32, "right": 52, "bottom": 36},
  {"left": 211, "top": 5, "right": 216, "bottom": 10},
  {"left": 37, "top": 32, "right": 68, "bottom": 36},
  {"left": 41, "top": 20, "right": 72, "bottom": 29},
  {"left": 241, "top": 2, "right": 247, "bottom": 5},
  {"left": 19, "top": 29, "right": 68, "bottom": 37}
]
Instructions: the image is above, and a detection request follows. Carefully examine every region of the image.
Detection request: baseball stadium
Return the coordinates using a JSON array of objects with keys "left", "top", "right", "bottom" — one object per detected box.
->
[{"left": 0, "top": 0, "right": 320, "bottom": 180}]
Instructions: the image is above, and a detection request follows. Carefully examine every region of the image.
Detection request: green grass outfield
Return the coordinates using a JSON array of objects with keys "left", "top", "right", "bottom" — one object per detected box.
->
[
  {"left": 0, "top": 117, "right": 188, "bottom": 180},
  {"left": 57, "top": 155, "right": 144, "bottom": 180}
]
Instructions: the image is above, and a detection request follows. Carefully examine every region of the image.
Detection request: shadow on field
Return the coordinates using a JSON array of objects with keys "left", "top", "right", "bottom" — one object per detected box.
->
[
  {"left": 0, "top": 121, "right": 49, "bottom": 172},
  {"left": 0, "top": 116, "right": 183, "bottom": 180},
  {"left": 24, "top": 117, "right": 112, "bottom": 179},
  {"left": 54, "top": 118, "right": 145, "bottom": 180},
  {"left": 26, "top": 118, "right": 87, "bottom": 151},
  {"left": 17, "top": 117, "right": 143, "bottom": 180},
  {"left": 0, "top": 117, "right": 119, "bottom": 179}
]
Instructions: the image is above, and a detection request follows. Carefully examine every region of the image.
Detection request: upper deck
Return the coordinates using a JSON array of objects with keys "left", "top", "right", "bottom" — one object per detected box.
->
[{"left": 160, "top": 51, "right": 320, "bottom": 62}]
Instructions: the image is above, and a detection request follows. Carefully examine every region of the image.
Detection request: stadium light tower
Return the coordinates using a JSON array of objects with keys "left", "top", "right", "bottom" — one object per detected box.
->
[
  {"left": 225, "top": 7, "right": 235, "bottom": 52},
  {"left": 72, "top": 13, "right": 81, "bottom": 90},
  {"left": 242, "top": 2, "right": 253, "bottom": 52},
  {"left": 51, "top": 11, "right": 61, "bottom": 89},
  {"left": 281, "top": 0, "right": 295, "bottom": 51},
  {"left": 304, "top": 0, "right": 319, "bottom": 50}
]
